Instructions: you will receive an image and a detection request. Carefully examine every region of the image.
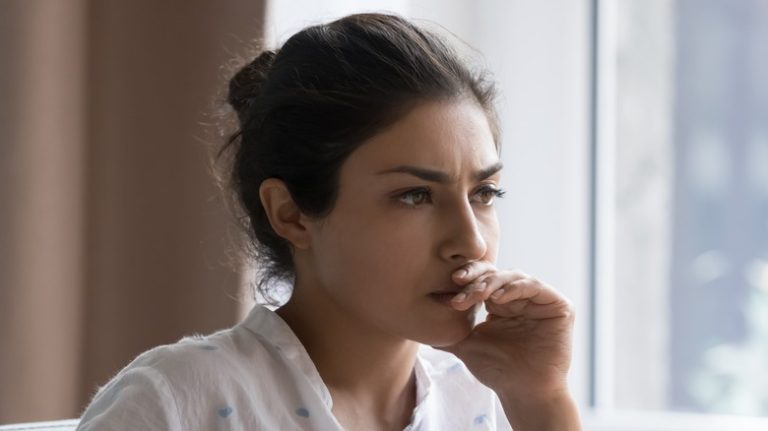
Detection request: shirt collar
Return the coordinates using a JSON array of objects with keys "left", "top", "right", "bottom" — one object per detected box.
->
[
  {"left": 239, "top": 303, "right": 334, "bottom": 406},
  {"left": 239, "top": 304, "right": 434, "bottom": 411}
]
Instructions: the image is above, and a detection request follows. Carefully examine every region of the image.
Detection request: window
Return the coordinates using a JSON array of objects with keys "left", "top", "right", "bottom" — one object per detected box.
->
[{"left": 592, "top": 0, "right": 768, "bottom": 428}]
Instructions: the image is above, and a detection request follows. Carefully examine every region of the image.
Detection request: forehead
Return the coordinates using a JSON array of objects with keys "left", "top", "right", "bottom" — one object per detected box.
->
[{"left": 345, "top": 98, "right": 499, "bottom": 175}]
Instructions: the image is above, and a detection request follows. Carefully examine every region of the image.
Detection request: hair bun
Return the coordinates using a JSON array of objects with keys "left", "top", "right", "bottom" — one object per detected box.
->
[{"left": 227, "top": 49, "right": 278, "bottom": 122}]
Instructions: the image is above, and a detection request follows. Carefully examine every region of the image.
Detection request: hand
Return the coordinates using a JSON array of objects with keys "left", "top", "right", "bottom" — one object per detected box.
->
[{"left": 431, "top": 261, "right": 576, "bottom": 401}]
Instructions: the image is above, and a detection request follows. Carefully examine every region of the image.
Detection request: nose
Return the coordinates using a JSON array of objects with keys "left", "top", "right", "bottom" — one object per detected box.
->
[{"left": 438, "top": 199, "right": 488, "bottom": 263}]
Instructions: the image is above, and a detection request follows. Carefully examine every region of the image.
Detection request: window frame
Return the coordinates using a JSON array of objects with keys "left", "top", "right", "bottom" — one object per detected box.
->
[{"left": 585, "top": 0, "right": 768, "bottom": 429}]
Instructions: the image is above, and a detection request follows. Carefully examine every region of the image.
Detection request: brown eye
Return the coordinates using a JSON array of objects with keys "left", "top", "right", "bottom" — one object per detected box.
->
[
  {"left": 474, "top": 186, "right": 506, "bottom": 205},
  {"left": 398, "top": 188, "right": 433, "bottom": 206}
]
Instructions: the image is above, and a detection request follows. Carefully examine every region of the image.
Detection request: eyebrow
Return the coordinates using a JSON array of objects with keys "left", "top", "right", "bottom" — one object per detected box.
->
[{"left": 375, "top": 161, "right": 503, "bottom": 184}]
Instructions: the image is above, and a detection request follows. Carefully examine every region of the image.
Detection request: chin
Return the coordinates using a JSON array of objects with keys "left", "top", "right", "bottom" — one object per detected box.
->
[{"left": 412, "top": 315, "right": 475, "bottom": 347}]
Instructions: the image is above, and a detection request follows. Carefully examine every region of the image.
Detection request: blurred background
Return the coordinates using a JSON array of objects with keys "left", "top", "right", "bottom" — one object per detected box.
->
[{"left": 1, "top": 0, "right": 766, "bottom": 429}]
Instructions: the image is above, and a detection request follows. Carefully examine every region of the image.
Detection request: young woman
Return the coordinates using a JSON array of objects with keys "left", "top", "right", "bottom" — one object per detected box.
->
[{"left": 76, "top": 12, "right": 581, "bottom": 430}]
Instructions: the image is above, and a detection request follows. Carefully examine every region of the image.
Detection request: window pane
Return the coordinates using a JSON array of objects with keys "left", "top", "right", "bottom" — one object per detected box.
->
[{"left": 611, "top": 0, "right": 768, "bottom": 416}]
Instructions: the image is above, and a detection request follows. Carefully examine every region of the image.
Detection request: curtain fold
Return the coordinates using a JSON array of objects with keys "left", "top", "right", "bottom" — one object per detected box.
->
[{"left": 0, "top": 0, "right": 265, "bottom": 423}]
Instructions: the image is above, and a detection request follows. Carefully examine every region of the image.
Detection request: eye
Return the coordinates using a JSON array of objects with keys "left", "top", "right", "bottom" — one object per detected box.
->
[
  {"left": 473, "top": 185, "right": 506, "bottom": 205},
  {"left": 397, "top": 188, "right": 433, "bottom": 207},
  {"left": 396, "top": 186, "right": 506, "bottom": 207}
]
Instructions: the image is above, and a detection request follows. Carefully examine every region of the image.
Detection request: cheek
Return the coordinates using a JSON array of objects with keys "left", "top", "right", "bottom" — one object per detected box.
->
[
  {"left": 316, "top": 212, "right": 431, "bottom": 297},
  {"left": 484, "top": 214, "right": 500, "bottom": 260}
]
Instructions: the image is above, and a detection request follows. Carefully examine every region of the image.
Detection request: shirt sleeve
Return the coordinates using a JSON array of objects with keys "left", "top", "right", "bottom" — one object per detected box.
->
[{"left": 76, "top": 365, "right": 183, "bottom": 431}]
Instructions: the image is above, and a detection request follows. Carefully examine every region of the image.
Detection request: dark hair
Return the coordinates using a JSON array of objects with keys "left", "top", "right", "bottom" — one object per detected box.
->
[{"left": 214, "top": 12, "right": 501, "bottom": 306}]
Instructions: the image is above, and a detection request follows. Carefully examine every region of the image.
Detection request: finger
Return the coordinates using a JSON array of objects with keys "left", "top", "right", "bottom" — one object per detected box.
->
[
  {"left": 485, "top": 298, "right": 529, "bottom": 317},
  {"left": 513, "top": 301, "right": 575, "bottom": 320},
  {"left": 487, "top": 277, "right": 562, "bottom": 306},
  {"left": 486, "top": 294, "right": 574, "bottom": 320},
  {"left": 480, "top": 270, "right": 528, "bottom": 299},
  {"left": 451, "top": 260, "right": 498, "bottom": 285},
  {"left": 451, "top": 270, "right": 528, "bottom": 310},
  {"left": 450, "top": 277, "right": 490, "bottom": 310}
]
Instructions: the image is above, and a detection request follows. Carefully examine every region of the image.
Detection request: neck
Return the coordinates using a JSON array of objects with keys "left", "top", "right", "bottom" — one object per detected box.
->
[{"left": 275, "top": 276, "right": 419, "bottom": 419}]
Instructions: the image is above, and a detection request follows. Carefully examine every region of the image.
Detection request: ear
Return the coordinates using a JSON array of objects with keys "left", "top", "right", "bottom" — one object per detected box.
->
[{"left": 258, "top": 178, "right": 313, "bottom": 250}]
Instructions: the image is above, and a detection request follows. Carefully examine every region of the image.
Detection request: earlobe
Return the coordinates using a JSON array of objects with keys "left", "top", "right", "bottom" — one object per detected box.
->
[{"left": 258, "top": 178, "right": 312, "bottom": 250}]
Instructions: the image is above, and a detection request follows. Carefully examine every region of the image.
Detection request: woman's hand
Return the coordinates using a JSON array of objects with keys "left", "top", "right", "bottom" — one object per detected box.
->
[{"left": 431, "top": 261, "right": 576, "bottom": 404}]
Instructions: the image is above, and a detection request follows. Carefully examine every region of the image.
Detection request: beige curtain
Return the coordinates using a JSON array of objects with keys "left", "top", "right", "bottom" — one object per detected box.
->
[{"left": 0, "top": 0, "right": 265, "bottom": 423}]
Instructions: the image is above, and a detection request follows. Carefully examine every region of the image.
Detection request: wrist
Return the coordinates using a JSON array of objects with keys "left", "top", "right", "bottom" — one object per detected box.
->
[
  {"left": 496, "top": 384, "right": 571, "bottom": 404},
  {"left": 495, "top": 387, "right": 582, "bottom": 431}
]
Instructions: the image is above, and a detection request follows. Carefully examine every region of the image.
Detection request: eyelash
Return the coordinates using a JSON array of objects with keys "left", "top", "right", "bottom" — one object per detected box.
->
[{"left": 396, "top": 185, "right": 507, "bottom": 207}]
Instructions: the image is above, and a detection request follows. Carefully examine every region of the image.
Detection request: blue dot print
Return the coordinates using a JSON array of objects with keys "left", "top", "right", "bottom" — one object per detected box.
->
[
  {"left": 474, "top": 414, "right": 488, "bottom": 425},
  {"left": 201, "top": 345, "right": 218, "bottom": 351},
  {"left": 295, "top": 407, "right": 310, "bottom": 418},
  {"left": 448, "top": 362, "right": 462, "bottom": 373},
  {"left": 218, "top": 406, "right": 233, "bottom": 418}
]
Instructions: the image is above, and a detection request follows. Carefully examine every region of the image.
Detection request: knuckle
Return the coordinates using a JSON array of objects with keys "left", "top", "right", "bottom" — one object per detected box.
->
[
  {"left": 566, "top": 300, "right": 576, "bottom": 319},
  {"left": 509, "top": 268, "right": 527, "bottom": 278},
  {"left": 559, "top": 299, "right": 576, "bottom": 320},
  {"left": 467, "top": 281, "right": 483, "bottom": 292}
]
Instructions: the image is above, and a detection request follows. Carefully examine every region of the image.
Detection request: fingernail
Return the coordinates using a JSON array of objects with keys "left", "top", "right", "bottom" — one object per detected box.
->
[
  {"left": 452, "top": 292, "right": 467, "bottom": 302},
  {"left": 456, "top": 269, "right": 468, "bottom": 278},
  {"left": 491, "top": 289, "right": 504, "bottom": 299}
]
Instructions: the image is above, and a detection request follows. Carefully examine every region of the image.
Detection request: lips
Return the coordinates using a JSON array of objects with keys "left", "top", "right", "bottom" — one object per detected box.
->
[
  {"left": 428, "top": 284, "right": 463, "bottom": 303},
  {"left": 428, "top": 279, "right": 464, "bottom": 305},
  {"left": 430, "top": 281, "right": 463, "bottom": 294},
  {"left": 430, "top": 289, "right": 461, "bottom": 294},
  {"left": 429, "top": 291, "right": 460, "bottom": 305}
]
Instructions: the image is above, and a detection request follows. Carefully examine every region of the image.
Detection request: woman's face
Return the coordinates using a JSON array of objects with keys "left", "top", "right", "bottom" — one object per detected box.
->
[{"left": 306, "top": 98, "right": 502, "bottom": 346}]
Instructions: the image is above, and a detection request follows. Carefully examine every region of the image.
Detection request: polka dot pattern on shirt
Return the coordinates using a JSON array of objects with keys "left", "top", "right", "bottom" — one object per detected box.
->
[
  {"left": 448, "top": 361, "right": 463, "bottom": 373},
  {"left": 218, "top": 406, "right": 233, "bottom": 418},
  {"left": 474, "top": 413, "right": 488, "bottom": 425},
  {"left": 75, "top": 305, "right": 515, "bottom": 430}
]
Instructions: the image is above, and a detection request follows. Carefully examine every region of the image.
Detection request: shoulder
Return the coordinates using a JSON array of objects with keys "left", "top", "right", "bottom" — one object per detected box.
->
[
  {"left": 110, "top": 323, "right": 280, "bottom": 397},
  {"left": 77, "top": 324, "right": 276, "bottom": 430},
  {"left": 102, "top": 327, "right": 241, "bottom": 381}
]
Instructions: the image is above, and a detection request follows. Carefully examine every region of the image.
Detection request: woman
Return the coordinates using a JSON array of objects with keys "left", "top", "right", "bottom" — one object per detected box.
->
[{"left": 77, "top": 12, "right": 581, "bottom": 430}]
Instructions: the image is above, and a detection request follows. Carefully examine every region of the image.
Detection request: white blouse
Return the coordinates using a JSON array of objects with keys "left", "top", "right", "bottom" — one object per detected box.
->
[{"left": 76, "top": 304, "right": 514, "bottom": 430}]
